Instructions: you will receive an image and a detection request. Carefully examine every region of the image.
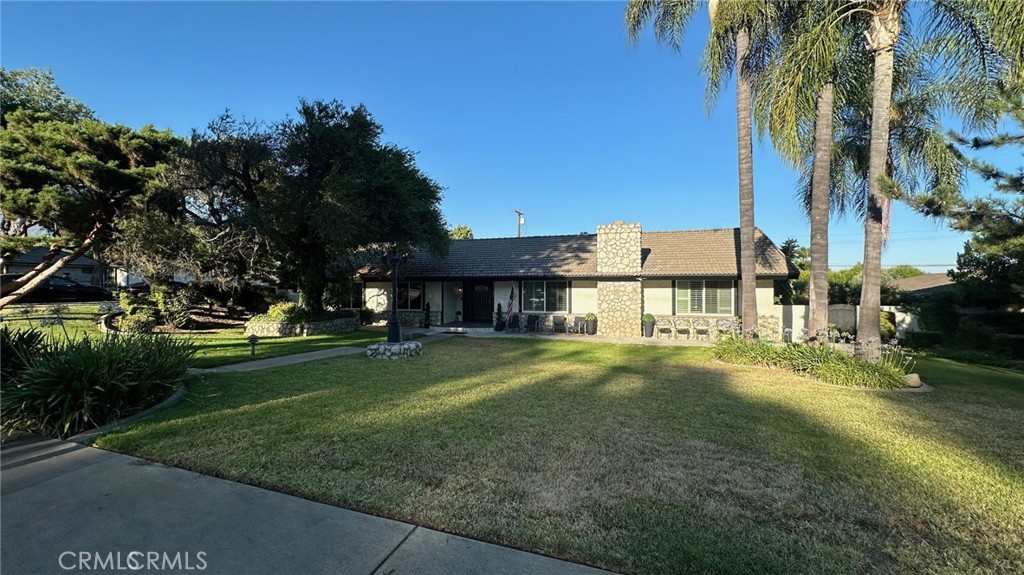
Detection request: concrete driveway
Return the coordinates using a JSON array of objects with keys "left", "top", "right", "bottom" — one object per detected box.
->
[{"left": 1, "top": 435, "right": 611, "bottom": 575}]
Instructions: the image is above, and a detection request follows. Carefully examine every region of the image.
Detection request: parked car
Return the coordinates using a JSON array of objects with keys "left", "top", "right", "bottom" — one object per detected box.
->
[
  {"left": 0, "top": 274, "right": 112, "bottom": 303},
  {"left": 119, "top": 280, "right": 188, "bottom": 296}
]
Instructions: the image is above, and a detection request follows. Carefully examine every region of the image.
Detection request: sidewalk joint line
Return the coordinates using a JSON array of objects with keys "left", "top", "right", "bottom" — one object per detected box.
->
[{"left": 369, "top": 525, "right": 418, "bottom": 575}]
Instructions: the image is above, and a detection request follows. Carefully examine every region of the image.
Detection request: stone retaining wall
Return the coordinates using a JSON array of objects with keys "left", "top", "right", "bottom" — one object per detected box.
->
[
  {"left": 366, "top": 341, "right": 423, "bottom": 359},
  {"left": 369, "top": 310, "right": 441, "bottom": 328},
  {"left": 244, "top": 317, "right": 360, "bottom": 337}
]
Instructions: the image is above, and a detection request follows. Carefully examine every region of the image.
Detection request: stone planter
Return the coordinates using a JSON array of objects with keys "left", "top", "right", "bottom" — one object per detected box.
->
[{"left": 244, "top": 316, "right": 360, "bottom": 338}]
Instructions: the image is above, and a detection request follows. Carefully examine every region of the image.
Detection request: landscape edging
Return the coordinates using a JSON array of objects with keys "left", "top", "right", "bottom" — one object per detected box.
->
[{"left": 67, "top": 382, "right": 188, "bottom": 445}]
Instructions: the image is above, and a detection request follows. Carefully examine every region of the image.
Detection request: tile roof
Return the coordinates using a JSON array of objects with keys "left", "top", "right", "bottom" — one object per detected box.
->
[
  {"left": 641, "top": 228, "right": 795, "bottom": 277},
  {"left": 892, "top": 273, "right": 954, "bottom": 293},
  {"left": 375, "top": 227, "right": 794, "bottom": 279}
]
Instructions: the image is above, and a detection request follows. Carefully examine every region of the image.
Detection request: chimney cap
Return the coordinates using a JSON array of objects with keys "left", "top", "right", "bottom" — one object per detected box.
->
[{"left": 613, "top": 220, "right": 625, "bottom": 224}]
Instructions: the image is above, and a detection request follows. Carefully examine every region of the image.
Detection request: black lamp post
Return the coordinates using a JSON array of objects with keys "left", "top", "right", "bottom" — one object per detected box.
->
[{"left": 382, "top": 249, "right": 405, "bottom": 343}]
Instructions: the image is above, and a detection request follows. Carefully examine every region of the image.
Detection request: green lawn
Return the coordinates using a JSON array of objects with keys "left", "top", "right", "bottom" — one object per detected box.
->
[
  {"left": 96, "top": 337, "right": 1024, "bottom": 574},
  {"left": 0, "top": 302, "right": 107, "bottom": 339},
  {"left": 186, "top": 328, "right": 386, "bottom": 368}
]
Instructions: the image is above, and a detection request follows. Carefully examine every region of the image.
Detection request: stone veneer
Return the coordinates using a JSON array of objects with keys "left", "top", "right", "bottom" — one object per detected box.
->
[
  {"left": 366, "top": 340, "right": 422, "bottom": 359},
  {"left": 596, "top": 221, "right": 644, "bottom": 337},
  {"left": 597, "top": 280, "right": 643, "bottom": 337},
  {"left": 244, "top": 317, "right": 360, "bottom": 337},
  {"left": 370, "top": 310, "right": 441, "bottom": 328}
]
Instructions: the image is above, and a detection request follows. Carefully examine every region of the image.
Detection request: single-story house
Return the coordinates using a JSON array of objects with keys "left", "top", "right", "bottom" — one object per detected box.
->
[
  {"left": 356, "top": 221, "right": 796, "bottom": 337},
  {"left": 1, "top": 246, "right": 102, "bottom": 286}
]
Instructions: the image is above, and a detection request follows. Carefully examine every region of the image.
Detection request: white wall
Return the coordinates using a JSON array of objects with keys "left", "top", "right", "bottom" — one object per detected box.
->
[
  {"left": 441, "top": 281, "right": 461, "bottom": 323},
  {"left": 493, "top": 281, "right": 515, "bottom": 314},
  {"left": 571, "top": 280, "right": 598, "bottom": 314},
  {"left": 425, "top": 282, "right": 442, "bottom": 315},
  {"left": 642, "top": 280, "right": 674, "bottom": 315},
  {"left": 364, "top": 282, "right": 390, "bottom": 312}
]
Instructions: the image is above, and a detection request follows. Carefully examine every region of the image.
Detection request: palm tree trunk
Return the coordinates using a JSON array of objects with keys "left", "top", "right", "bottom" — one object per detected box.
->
[
  {"left": 736, "top": 26, "right": 758, "bottom": 340},
  {"left": 808, "top": 81, "right": 835, "bottom": 343},
  {"left": 858, "top": 7, "right": 901, "bottom": 361}
]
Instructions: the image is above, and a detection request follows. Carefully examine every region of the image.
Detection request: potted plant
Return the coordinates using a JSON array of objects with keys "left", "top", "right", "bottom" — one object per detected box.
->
[
  {"left": 642, "top": 313, "right": 656, "bottom": 337},
  {"left": 423, "top": 302, "right": 432, "bottom": 328},
  {"left": 585, "top": 313, "right": 598, "bottom": 335},
  {"left": 495, "top": 303, "right": 506, "bottom": 331}
]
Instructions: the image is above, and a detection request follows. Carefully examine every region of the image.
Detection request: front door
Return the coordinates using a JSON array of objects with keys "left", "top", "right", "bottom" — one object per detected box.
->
[{"left": 465, "top": 281, "right": 492, "bottom": 322}]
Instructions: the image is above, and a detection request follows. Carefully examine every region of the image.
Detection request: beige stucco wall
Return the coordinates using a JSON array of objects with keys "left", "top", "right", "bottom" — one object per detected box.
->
[
  {"left": 364, "top": 282, "right": 390, "bottom": 313},
  {"left": 641, "top": 280, "right": 674, "bottom": 315},
  {"left": 441, "top": 281, "right": 461, "bottom": 323},
  {"left": 570, "top": 280, "right": 597, "bottom": 314},
  {"left": 736, "top": 279, "right": 775, "bottom": 317},
  {"left": 425, "top": 282, "right": 442, "bottom": 314}
]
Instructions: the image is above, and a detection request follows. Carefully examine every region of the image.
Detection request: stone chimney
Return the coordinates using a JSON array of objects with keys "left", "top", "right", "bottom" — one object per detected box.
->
[
  {"left": 596, "top": 221, "right": 643, "bottom": 337},
  {"left": 597, "top": 221, "right": 642, "bottom": 274}
]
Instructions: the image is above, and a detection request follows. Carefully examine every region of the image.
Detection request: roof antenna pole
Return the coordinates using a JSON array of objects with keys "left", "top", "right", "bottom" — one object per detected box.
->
[{"left": 514, "top": 209, "right": 524, "bottom": 238}]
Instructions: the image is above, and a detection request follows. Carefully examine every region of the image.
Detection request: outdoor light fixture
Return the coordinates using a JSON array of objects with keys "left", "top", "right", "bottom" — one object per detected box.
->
[
  {"left": 247, "top": 334, "right": 259, "bottom": 357},
  {"left": 382, "top": 248, "right": 407, "bottom": 344}
]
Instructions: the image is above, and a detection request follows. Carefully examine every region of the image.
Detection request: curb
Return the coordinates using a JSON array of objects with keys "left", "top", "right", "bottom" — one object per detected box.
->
[{"left": 67, "top": 383, "right": 188, "bottom": 445}]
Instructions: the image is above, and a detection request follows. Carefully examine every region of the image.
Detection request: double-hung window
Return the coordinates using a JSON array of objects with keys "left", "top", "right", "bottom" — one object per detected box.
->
[
  {"left": 675, "top": 280, "right": 734, "bottom": 315},
  {"left": 396, "top": 281, "right": 423, "bottom": 310},
  {"left": 521, "top": 281, "right": 568, "bottom": 312}
]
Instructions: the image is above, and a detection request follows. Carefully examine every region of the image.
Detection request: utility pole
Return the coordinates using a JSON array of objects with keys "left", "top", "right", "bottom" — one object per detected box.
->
[{"left": 514, "top": 209, "right": 525, "bottom": 238}]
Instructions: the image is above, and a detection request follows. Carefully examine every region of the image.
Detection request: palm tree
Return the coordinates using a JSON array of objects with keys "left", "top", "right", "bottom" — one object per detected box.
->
[
  {"left": 755, "top": 1, "right": 861, "bottom": 343},
  {"left": 852, "top": 0, "right": 1019, "bottom": 359},
  {"left": 627, "top": 0, "right": 775, "bottom": 339}
]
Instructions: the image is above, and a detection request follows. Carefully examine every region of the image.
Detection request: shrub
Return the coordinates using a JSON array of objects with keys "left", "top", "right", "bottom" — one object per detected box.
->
[
  {"left": 251, "top": 301, "right": 302, "bottom": 323},
  {"left": 359, "top": 307, "right": 374, "bottom": 325},
  {"left": 0, "top": 326, "right": 46, "bottom": 386},
  {"left": 880, "top": 311, "right": 897, "bottom": 343},
  {"left": 118, "top": 292, "right": 158, "bottom": 316},
  {"left": 642, "top": 313, "right": 656, "bottom": 323},
  {"left": 903, "top": 331, "right": 943, "bottom": 349},
  {"left": 956, "top": 317, "right": 998, "bottom": 349},
  {"left": 992, "top": 334, "right": 1024, "bottom": 359},
  {"left": 118, "top": 312, "right": 158, "bottom": 334},
  {"left": 713, "top": 336, "right": 908, "bottom": 389},
  {"left": 494, "top": 304, "right": 505, "bottom": 331},
  {"left": 249, "top": 302, "right": 357, "bottom": 324},
  {"left": 423, "top": 302, "right": 432, "bottom": 328},
  {"left": 153, "top": 284, "right": 196, "bottom": 328},
  {"left": 0, "top": 333, "right": 196, "bottom": 438}
]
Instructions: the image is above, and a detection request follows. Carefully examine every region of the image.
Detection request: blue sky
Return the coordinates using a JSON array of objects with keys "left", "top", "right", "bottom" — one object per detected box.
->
[{"left": 1, "top": 1, "right": 1005, "bottom": 271}]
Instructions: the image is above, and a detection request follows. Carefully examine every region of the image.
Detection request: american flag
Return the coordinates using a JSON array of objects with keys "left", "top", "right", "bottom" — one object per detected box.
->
[{"left": 505, "top": 284, "right": 517, "bottom": 323}]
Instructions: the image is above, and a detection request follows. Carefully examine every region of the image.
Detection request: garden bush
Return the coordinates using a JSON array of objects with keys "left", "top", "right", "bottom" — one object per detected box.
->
[
  {"left": 249, "top": 302, "right": 357, "bottom": 323},
  {"left": 0, "top": 332, "right": 196, "bottom": 438},
  {"left": 903, "top": 331, "right": 944, "bottom": 349},
  {"left": 992, "top": 334, "right": 1024, "bottom": 359},
  {"left": 118, "top": 312, "right": 158, "bottom": 334},
  {"left": 0, "top": 325, "right": 46, "bottom": 386},
  {"left": 153, "top": 284, "right": 197, "bottom": 328},
  {"left": 714, "top": 336, "right": 909, "bottom": 389}
]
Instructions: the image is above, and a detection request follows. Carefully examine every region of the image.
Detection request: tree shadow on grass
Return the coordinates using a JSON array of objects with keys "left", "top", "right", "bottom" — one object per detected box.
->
[{"left": 98, "top": 337, "right": 1024, "bottom": 574}]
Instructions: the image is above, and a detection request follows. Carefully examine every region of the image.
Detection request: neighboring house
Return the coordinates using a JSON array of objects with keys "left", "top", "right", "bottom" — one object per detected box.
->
[
  {"left": 0, "top": 247, "right": 102, "bottom": 286},
  {"left": 893, "top": 273, "right": 955, "bottom": 296},
  {"left": 357, "top": 221, "right": 796, "bottom": 337}
]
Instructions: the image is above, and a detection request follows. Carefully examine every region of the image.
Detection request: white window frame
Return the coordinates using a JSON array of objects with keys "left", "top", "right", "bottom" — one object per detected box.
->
[
  {"left": 521, "top": 280, "right": 568, "bottom": 313},
  {"left": 674, "top": 280, "right": 735, "bottom": 315}
]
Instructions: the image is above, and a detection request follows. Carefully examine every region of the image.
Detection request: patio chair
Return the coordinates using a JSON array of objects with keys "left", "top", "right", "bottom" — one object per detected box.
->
[
  {"left": 525, "top": 314, "right": 541, "bottom": 333},
  {"left": 691, "top": 318, "right": 712, "bottom": 341},
  {"left": 573, "top": 316, "right": 588, "bottom": 335},
  {"left": 715, "top": 318, "right": 736, "bottom": 340},
  {"left": 673, "top": 317, "right": 693, "bottom": 340},
  {"left": 655, "top": 316, "right": 676, "bottom": 339},
  {"left": 552, "top": 315, "right": 569, "bottom": 334}
]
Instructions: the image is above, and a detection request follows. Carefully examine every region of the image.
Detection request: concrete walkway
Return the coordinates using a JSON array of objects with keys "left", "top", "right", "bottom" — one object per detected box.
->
[{"left": 1, "top": 435, "right": 611, "bottom": 575}]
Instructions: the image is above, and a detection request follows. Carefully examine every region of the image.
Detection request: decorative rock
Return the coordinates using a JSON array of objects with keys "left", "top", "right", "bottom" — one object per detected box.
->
[
  {"left": 244, "top": 317, "right": 360, "bottom": 338},
  {"left": 366, "top": 340, "right": 423, "bottom": 360}
]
